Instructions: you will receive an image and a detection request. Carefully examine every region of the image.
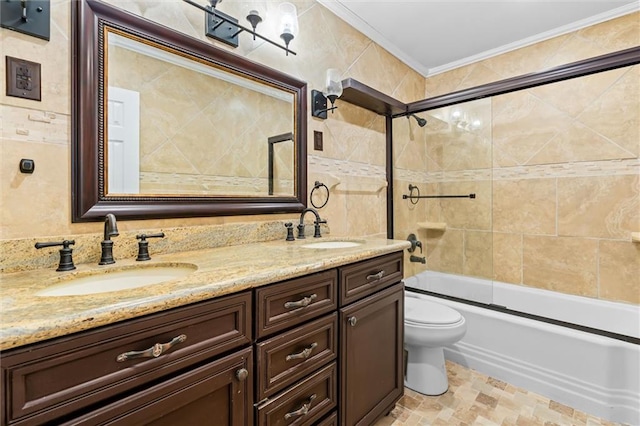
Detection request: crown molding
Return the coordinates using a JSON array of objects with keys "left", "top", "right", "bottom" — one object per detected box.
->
[
  {"left": 318, "top": 1, "right": 639, "bottom": 78},
  {"left": 317, "top": 0, "right": 431, "bottom": 76},
  {"left": 426, "top": 2, "right": 639, "bottom": 76}
]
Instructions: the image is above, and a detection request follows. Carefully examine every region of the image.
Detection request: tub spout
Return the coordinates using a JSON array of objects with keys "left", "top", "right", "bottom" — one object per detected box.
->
[{"left": 410, "top": 255, "right": 426, "bottom": 264}]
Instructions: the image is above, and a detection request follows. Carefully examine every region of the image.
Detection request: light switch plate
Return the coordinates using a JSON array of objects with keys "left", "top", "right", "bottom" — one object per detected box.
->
[
  {"left": 314, "top": 131, "right": 323, "bottom": 151},
  {"left": 6, "top": 56, "right": 41, "bottom": 101}
]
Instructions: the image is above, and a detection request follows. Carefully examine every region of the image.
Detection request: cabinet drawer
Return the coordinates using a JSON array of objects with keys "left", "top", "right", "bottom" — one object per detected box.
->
[
  {"left": 2, "top": 291, "right": 252, "bottom": 425},
  {"left": 339, "top": 252, "right": 403, "bottom": 306},
  {"left": 256, "top": 313, "right": 337, "bottom": 400},
  {"left": 61, "top": 347, "right": 253, "bottom": 426},
  {"left": 256, "top": 270, "right": 337, "bottom": 339},
  {"left": 315, "top": 411, "right": 337, "bottom": 426},
  {"left": 256, "top": 362, "right": 336, "bottom": 426}
]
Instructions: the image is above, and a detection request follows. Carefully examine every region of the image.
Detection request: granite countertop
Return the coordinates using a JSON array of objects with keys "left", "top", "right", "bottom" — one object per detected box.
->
[{"left": 0, "top": 237, "right": 410, "bottom": 351}]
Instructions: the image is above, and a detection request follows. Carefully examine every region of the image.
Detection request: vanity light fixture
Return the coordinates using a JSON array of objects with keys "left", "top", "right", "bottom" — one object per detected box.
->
[
  {"left": 278, "top": 2, "right": 298, "bottom": 55},
  {"left": 311, "top": 68, "right": 343, "bottom": 119},
  {"left": 0, "top": 0, "right": 51, "bottom": 41},
  {"left": 182, "top": 0, "right": 297, "bottom": 56}
]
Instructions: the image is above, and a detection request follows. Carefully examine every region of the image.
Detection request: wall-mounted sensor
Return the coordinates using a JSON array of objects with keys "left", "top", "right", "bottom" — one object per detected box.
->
[{"left": 19, "top": 159, "right": 35, "bottom": 174}]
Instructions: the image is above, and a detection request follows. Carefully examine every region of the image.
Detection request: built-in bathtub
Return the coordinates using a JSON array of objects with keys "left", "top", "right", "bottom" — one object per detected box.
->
[{"left": 404, "top": 271, "right": 640, "bottom": 425}]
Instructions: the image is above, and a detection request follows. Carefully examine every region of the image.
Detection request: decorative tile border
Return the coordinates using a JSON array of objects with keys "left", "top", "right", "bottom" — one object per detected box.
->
[
  {"left": 395, "top": 158, "right": 639, "bottom": 183},
  {"left": 139, "top": 172, "right": 294, "bottom": 195},
  {"left": 309, "top": 155, "right": 387, "bottom": 178}
]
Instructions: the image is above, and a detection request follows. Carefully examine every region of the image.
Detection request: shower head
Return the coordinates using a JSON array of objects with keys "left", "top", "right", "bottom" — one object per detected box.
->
[{"left": 408, "top": 114, "right": 427, "bottom": 127}]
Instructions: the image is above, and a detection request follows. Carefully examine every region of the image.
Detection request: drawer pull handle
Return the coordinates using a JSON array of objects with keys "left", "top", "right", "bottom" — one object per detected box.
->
[
  {"left": 286, "top": 342, "right": 318, "bottom": 361},
  {"left": 284, "top": 293, "right": 317, "bottom": 309},
  {"left": 284, "top": 394, "right": 317, "bottom": 420},
  {"left": 366, "top": 270, "right": 385, "bottom": 282},
  {"left": 348, "top": 316, "right": 357, "bottom": 327},
  {"left": 236, "top": 368, "right": 249, "bottom": 381},
  {"left": 116, "top": 334, "right": 187, "bottom": 362}
]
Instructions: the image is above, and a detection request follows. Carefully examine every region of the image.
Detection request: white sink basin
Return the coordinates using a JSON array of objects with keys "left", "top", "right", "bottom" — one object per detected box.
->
[
  {"left": 301, "top": 241, "right": 363, "bottom": 249},
  {"left": 37, "top": 263, "right": 197, "bottom": 297}
]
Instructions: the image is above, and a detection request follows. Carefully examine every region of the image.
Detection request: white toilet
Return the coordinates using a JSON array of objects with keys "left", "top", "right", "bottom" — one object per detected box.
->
[{"left": 404, "top": 294, "right": 467, "bottom": 395}]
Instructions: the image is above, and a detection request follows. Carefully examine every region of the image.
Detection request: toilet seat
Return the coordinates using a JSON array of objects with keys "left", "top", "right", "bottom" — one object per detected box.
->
[{"left": 405, "top": 297, "right": 463, "bottom": 326}]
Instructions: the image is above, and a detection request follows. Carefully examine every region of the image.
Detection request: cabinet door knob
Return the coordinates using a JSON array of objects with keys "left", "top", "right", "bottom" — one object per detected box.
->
[
  {"left": 116, "top": 334, "right": 187, "bottom": 362},
  {"left": 284, "top": 293, "right": 317, "bottom": 309},
  {"left": 348, "top": 316, "right": 357, "bottom": 327},
  {"left": 236, "top": 368, "right": 249, "bottom": 381},
  {"left": 284, "top": 394, "right": 316, "bottom": 420}
]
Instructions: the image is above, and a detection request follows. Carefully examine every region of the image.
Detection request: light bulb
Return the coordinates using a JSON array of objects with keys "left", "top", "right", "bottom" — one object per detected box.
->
[
  {"left": 279, "top": 2, "right": 298, "bottom": 50},
  {"left": 323, "top": 68, "right": 343, "bottom": 104}
]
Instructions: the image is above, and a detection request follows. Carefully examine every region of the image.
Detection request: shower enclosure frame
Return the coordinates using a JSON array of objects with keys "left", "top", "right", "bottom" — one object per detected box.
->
[
  {"left": 338, "top": 45, "right": 640, "bottom": 239},
  {"left": 337, "top": 46, "right": 639, "bottom": 239},
  {"left": 331, "top": 46, "right": 640, "bottom": 341}
]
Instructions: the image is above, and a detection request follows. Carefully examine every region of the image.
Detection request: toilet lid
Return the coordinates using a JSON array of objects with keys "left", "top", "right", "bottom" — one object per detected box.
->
[{"left": 405, "top": 297, "right": 462, "bottom": 325}]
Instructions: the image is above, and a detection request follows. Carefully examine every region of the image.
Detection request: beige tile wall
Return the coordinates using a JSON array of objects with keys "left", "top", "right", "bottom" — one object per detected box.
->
[
  {"left": 395, "top": 12, "right": 639, "bottom": 305},
  {"left": 0, "top": 0, "right": 425, "bottom": 245},
  {"left": 109, "top": 42, "right": 294, "bottom": 195}
]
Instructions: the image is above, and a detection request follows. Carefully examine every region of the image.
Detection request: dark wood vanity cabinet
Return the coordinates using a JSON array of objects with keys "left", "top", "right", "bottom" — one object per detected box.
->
[
  {"left": 60, "top": 348, "right": 253, "bottom": 426},
  {"left": 252, "top": 251, "right": 403, "bottom": 426},
  {"left": 339, "top": 283, "right": 404, "bottom": 425},
  {"left": 1, "top": 250, "right": 404, "bottom": 426},
  {"left": 253, "top": 270, "right": 339, "bottom": 426},
  {"left": 1, "top": 291, "right": 253, "bottom": 426},
  {"left": 338, "top": 253, "right": 404, "bottom": 426}
]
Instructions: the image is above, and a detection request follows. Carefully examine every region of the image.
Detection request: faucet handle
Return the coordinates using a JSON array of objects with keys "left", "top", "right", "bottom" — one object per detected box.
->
[
  {"left": 284, "top": 223, "right": 295, "bottom": 241},
  {"left": 313, "top": 219, "right": 326, "bottom": 238},
  {"left": 407, "top": 233, "right": 423, "bottom": 253},
  {"left": 297, "top": 223, "right": 306, "bottom": 239},
  {"left": 135, "top": 233, "right": 165, "bottom": 261},
  {"left": 35, "top": 240, "right": 76, "bottom": 272}
]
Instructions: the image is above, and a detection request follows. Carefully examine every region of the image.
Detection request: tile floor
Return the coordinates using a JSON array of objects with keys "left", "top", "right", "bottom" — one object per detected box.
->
[{"left": 373, "top": 361, "right": 621, "bottom": 426}]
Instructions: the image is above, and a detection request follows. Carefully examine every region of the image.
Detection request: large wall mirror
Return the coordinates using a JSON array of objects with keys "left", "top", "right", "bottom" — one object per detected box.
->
[{"left": 72, "top": 0, "right": 307, "bottom": 221}]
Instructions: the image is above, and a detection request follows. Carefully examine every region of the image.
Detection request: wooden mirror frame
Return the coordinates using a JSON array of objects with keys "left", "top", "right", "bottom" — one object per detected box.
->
[{"left": 72, "top": 0, "right": 307, "bottom": 222}]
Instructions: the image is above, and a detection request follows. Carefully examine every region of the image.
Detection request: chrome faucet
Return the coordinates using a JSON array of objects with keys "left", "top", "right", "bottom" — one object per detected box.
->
[
  {"left": 99, "top": 213, "right": 119, "bottom": 265},
  {"left": 297, "top": 208, "right": 326, "bottom": 239}
]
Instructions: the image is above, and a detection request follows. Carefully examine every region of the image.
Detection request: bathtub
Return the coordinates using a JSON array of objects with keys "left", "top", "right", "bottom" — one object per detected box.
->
[{"left": 404, "top": 271, "right": 640, "bottom": 425}]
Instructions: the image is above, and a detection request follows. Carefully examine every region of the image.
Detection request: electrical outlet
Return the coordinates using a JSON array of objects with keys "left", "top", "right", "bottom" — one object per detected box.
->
[{"left": 6, "top": 56, "right": 41, "bottom": 101}]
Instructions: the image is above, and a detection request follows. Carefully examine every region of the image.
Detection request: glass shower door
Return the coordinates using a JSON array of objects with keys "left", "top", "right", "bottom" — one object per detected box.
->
[{"left": 393, "top": 97, "right": 494, "bottom": 305}]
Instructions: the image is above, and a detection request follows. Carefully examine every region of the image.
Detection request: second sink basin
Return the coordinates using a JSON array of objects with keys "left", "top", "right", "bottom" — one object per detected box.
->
[
  {"left": 37, "top": 263, "right": 198, "bottom": 297},
  {"left": 301, "top": 240, "right": 363, "bottom": 249}
]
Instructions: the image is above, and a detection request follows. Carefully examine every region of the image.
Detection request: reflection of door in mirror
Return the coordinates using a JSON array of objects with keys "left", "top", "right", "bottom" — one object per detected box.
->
[
  {"left": 107, "top": 87, "right": 140, "bottom": 194},
  {"left": 106, "top": 30, "right": 296, "bottom": 198},
  {"left": 268, "top": 133, "right": 294, "bottom": 196}
]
